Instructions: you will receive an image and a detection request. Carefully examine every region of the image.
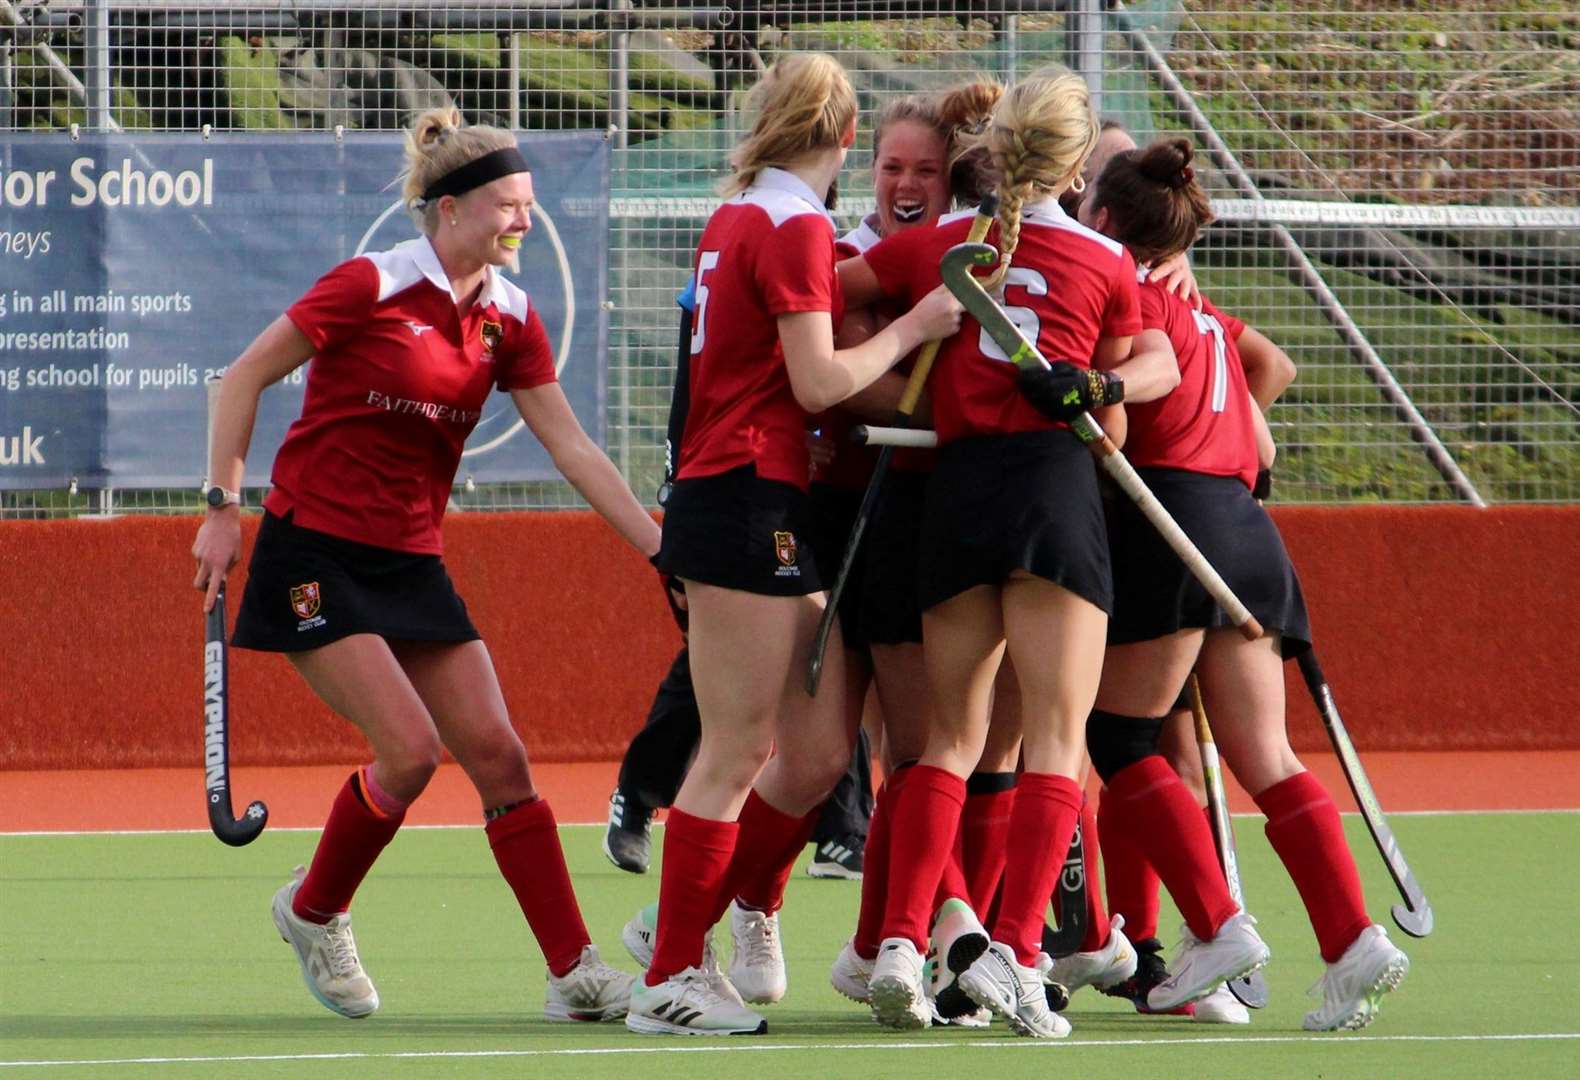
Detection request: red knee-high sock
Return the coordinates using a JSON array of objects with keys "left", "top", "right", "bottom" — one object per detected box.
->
[
  {"left": 1077, "top": 797, "right": 1112, "bottom": 952},
  {"left": 1256, "top": 771, "right": 1373, "bottom": 963},
  {"left": 1104, "top": 757, "right": 1238, "bottom": 942},
  {"left": 294, "top": 769, "right": 406, "bottom": 922},
  {"left": 853, "top": 768, "right": 909, "bottom": 959},
  {"left": 931, "top": 821, "right": 971, "bottom": 913},
  {"left": 991, "top": 772, "right": 1083, "bottom": 966},
  {"left": 486, "top": 798, "right": 592, "bottom": 977},
  {"left": 712, "top": 789, "right": 818, "bottom": 921},
  {"left": 648, "top": 809, "right": 738, "bottom": 985},
  {"left": 880, "top": 765, "right": 966, "bottom": 950},
  {"left": 1098, "top": 786, "right": 1160, "bottom": 941},
  {"left": 961, "top": 774, "right": 1016, "bottom": 919}
]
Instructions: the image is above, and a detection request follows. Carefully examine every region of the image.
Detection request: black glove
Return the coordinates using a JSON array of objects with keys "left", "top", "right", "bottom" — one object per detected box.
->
[
  {"left": 651, "top": 554, "right": 688, "bottom": 633},
  {"left": 1252, "top": 467, "right": 1273, "bottom": 502},
  {"left": 1015, "top": 362, "right": 1123, "bottom": 422}
]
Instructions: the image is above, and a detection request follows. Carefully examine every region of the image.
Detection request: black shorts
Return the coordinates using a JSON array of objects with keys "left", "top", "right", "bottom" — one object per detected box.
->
[
  {"left": 1107, "top": 468, "right": 1311, "bottom": 656},
  {"left": 809, "top": 482, "right": 866, "bottom": 649},
  {"left": 860, "top": 468, "right": 927, "bottom": 645},
  {"left": 232, "top": 510, "right": 479, "bottom": 653},
  {"left": 656, "top": 465, "right": 824, "bottom": 597},
  {"left": 919, "top": 430, "right": 1112, "bottom": 615}
]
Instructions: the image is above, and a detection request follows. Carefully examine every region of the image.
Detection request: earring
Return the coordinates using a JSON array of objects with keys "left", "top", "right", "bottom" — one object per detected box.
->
[
  {"left": 450, "top": 218, "right": 458, "bottom": 226},
  {"left": 1069, "top": 174, "right": 1087, "bottom": 195}
]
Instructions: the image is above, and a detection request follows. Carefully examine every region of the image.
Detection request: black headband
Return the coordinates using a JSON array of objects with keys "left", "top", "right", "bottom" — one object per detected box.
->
[{"left": 420, "top": 146, "right": 530, "bottom": 204}]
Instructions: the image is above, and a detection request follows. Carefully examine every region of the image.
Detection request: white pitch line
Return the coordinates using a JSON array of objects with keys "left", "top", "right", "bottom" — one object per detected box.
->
[
  {"left": 4, "top": 1032, "right": 1579, "bottom": 1070},
  {"left": 2, "top": 807, "right": 1577, "bottom": 839}
]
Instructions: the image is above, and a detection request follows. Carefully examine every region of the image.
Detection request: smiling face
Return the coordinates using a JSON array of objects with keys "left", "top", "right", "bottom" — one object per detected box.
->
[
  {"left": 873, "top": 119, "right": 951, "bottom": 237},
  {"left": 447, "top": 171, "right": 534, "bottom": 269}
]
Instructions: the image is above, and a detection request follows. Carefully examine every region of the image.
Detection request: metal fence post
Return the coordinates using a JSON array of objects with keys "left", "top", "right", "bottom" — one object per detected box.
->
[
  {"left": 83, "top": 0, "right": 112, "bottom": 131},
  {"left": 1065, "top": 0, "right": 1104, "bottom": 116}
]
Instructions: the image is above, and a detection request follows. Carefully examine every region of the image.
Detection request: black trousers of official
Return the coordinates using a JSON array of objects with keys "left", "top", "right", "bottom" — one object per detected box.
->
[{"left": 616, "top": 646, "right": 873, "bottom": 845}]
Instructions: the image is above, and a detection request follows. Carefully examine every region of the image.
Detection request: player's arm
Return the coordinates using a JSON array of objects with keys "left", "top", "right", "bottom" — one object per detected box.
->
[
  {"left": 779, "top": 284, "right": 960, "bottom": 414},
  {"left": 835, "top": 254, "right": 887, "bottom": 309},
  {"left": 511, "top": 381, "right": 661, "bottom": 558},
  {"left": 192, "top": 316, "right": 316, "bottom": 607},
  {"left": 1237, "top": 326, "right": 1296, "bottom": 410},
  {"left": 1250, "top": 393, "right": 1276, "bottom": 469},
  {"left": 1099, "top": 328, "right": 1179, "bottom": 404}
]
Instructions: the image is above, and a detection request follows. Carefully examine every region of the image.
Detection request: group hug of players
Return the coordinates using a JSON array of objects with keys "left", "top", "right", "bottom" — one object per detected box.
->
[{"left": 194, "top": 47, "right": 1409, "bottom": 1042}]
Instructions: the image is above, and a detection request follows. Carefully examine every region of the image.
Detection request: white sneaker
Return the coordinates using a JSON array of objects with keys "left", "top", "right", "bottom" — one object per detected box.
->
[
  {"left": 1303, "top": 924, "right": 1410, "bottom": 1032},
  {"left": 926, "top": 992, "right": 992, "bottom": 1028},
  {"left": 868, "top": 937, "right": 931, "bottom": 1030},
  {"left": 270, "top": 865, "right": 379, "bottom": 1019},
  {"left": 621, "top": 901, "right": 745, "bottom": 1006},
  {"left": 926, "top": 898, "right": 990, "bottom": 1022},
  {"left": 727, "top": 901, "right": 787, "bottom": 1004},
  {"left": 830, "top": 938, "right": 874, "bottom": 1003},
  {"left": 1193, "top": 983, "right": 1251, "bottom": 1024},
  {"left": 958, "top": 941, "right": 1071, "bottom": 1039},
  {"left": 625, "top": 967, "right": 767, "bottom": 1036},
  {"left": 1148, "top": 912, "right": 1270, "bottom": 1012},
  {"left": 622, "top": 901, "right": 659, "bottom": 968},
  {"left": 544, "top": 944, "right": 635, "bottom": 1022},
  {"left": 1048, "top": 913, "right": 1139, "bottom": 996}
]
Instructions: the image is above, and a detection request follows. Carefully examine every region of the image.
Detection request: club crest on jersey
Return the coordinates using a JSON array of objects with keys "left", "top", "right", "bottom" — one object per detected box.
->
[
  {"left": 289, "top": 582, "right": 321, "bottom": 620},
  {"left": 480, "top": 320, "right": 504, "bottom": 353},
  {"left": 773, "top": 531, "right": 800, "bottom": 576}
]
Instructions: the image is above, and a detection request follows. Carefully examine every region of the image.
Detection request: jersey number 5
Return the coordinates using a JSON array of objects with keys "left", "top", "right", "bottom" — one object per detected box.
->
[
  {"left": 1192, "top": 310, "right": 1229, "bottom": 413},
  {"left": 689, "top": 250, "right": 722, "bottom": 356},
  {"left": 978, "top": 267, "right": 1049, "bottom": 363}
]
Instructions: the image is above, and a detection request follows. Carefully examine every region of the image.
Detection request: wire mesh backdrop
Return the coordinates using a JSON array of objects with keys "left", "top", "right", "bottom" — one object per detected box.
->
[{"left": 1, "top": 0, "right": 1576, "bottom": 517}]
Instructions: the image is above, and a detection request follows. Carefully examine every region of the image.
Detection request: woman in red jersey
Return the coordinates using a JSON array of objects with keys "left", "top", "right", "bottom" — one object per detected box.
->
[
  {"left": 625, "top": 53, "right": 961, "bottom": 1037},
  {"left": 1079, "top": 138, "right": 1409, "bottom": 1032},
  {"left": 190, "top": 108, "right": 656, "bottom": 1024},
  {"left": 839, "top": 68, "right": 1269, "bottom": 1038}
]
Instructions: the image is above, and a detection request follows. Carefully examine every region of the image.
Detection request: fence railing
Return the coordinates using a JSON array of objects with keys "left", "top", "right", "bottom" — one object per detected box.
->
[{"left": 2, "top": 1, "right": 1576, "bottom": 516}]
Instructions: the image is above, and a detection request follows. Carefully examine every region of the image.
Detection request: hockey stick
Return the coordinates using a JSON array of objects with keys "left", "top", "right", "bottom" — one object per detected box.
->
[
  {"left": 1189, "top": 675, "right": 1269, "bottom": 1008},
  {"left": 850, "top": 424, "right": 939, "bottom": 449},
  {"left": 938, "top": 242, "right": 1263, "bottom": 641},
  {"left": 1298, "top": 648, "right": 1433, "bottom": 937},
  {"left": 1041, "top": 797, "right": 1090, "bottom": 961},
  {"left": 202, "top": 374, "right": 268, "bottom": 846},
  {"left": 204, "top": 582, "right": 268, "bottom": 846},
  {"left": 804, "top": 194, "right": 999, "bottom": 695}
]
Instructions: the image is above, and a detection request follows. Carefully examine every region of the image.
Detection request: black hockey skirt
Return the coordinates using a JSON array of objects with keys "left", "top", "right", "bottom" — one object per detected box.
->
[
  {"left": 859, "top": 467, "right": 928, "bottom": 645},
  {"left": 808, "top": 481, "right": 867, "bottom": 649},
  {"left": 232, "top": 510, "right": 480, "bottom": 653},
  {"left": 1107, "top": 468, "right": 1311, "bottom": 657},
  {"left": 657, "top": 464, "right": 824, "bottom": 597},
  {"left": 919, "top": 429, "right": 1113, "bottom": 616}
]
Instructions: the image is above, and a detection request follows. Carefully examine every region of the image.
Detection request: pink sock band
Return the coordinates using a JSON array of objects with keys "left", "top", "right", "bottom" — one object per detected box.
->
[{"left": 360, "top": 765, "right": 410, "bottom": 817}]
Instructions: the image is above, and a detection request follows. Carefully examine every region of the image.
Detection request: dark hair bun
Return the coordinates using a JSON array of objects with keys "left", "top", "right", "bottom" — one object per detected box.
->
[
  {"left": 1138, "top": 138, "right": 1195, "bottom": 190},
  {"left": 939, "top": 81, "right": 1002, "bottom": 135}
]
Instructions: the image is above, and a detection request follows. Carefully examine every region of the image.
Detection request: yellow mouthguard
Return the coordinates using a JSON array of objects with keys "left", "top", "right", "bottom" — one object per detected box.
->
[{"left": 500, "top": 235, "right": 522, "bottom": 249}]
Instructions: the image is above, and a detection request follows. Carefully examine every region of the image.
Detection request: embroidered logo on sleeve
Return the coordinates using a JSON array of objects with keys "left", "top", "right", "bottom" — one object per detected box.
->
[
  {"left": 773, "top": 531, "right": 800, "bottom": 577},
  {"left": 289, "top": 582, "right": 327, "bottom": 631}
]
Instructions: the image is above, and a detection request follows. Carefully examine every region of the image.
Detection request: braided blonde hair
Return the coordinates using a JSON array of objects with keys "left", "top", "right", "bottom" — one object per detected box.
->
[
  {"left": 722, "top": 53, "right": 857, "bottom": 199},
  {"left": 401, "top": 107, "right": 517, "bottom": 233},
  {"left": 976, "top": 68, "right": 1099, "bottom": 288}
]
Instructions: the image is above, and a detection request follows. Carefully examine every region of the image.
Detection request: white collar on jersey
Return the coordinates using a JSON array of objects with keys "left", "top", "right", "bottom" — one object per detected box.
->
[
  {"left": 1019, "top": 194, "right": 1073, "bottom": 223},
  {"left": 839, "top": 213, "right": 883, "bottom": 253},
  {"left": 751, "top": 167, "right": 835, "bottom": 225},
  {"left": 408, "top": 234, "right": 511, "bottom": 309}
]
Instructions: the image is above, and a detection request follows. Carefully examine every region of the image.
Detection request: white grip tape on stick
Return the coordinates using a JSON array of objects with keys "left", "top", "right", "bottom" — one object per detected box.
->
[{"left": 853, "top": 425, "right": 939, "bottom": 449}]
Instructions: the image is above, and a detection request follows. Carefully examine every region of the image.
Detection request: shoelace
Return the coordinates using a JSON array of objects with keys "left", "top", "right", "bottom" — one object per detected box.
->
[
  {"left": 321, "top": 919, "right": 362, "bottom": 978},
  {"left": 675, "top": 970, "right": 728, "bottom": 1010},
  {"left": 739, "top": 913, "right": 779, "bottom": 966}
]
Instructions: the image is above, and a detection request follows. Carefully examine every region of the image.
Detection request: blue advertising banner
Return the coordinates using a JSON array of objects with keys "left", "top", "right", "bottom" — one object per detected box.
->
[{"left": 0, "top": 131, "right": 608, "bottom": 489}]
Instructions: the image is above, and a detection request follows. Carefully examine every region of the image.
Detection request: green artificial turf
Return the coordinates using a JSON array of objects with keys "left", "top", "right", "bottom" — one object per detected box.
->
[{"left": 3, "top": 812, "right": 1577, "bottom": 1077}]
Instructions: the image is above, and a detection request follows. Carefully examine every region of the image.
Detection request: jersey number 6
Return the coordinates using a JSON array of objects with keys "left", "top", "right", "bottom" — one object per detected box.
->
[{"left": 978, "top": 266, "right": 1049, "bottom": 364}]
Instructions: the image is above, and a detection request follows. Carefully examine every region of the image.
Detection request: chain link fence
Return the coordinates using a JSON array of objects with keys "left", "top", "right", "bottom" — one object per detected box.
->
[{"left": 2, "top": 0, "right": 1576, "bottom": 516}]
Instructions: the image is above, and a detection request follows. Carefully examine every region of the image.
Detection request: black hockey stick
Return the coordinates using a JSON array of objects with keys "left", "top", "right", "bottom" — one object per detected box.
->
[
  {"left": 203, "top": 581, "right": 268, "bottom": 846},
  {"left": 1298, "top": 648, "right": 1433, "bottom": 937},
  {"left": 1190, "top": 676, "right": 1269, "bottom": 1008},
  {"left": 803, "top": 195, "right": 998, "bottom": 695}
]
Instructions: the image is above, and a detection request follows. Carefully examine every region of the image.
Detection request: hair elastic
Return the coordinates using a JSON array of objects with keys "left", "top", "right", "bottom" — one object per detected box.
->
[{"left": 420, "top": 146, "right": 530, "bottom": 204}]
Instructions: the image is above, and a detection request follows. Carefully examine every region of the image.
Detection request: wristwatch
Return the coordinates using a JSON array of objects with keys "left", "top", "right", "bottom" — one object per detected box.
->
[{"left": 204, "top": 484, "right": 242, "bottom": 509}]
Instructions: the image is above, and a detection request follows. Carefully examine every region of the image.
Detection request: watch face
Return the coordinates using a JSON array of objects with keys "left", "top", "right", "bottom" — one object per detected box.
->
[{"left": 206, "top": 487, "right": 225, "bottom": 507}]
